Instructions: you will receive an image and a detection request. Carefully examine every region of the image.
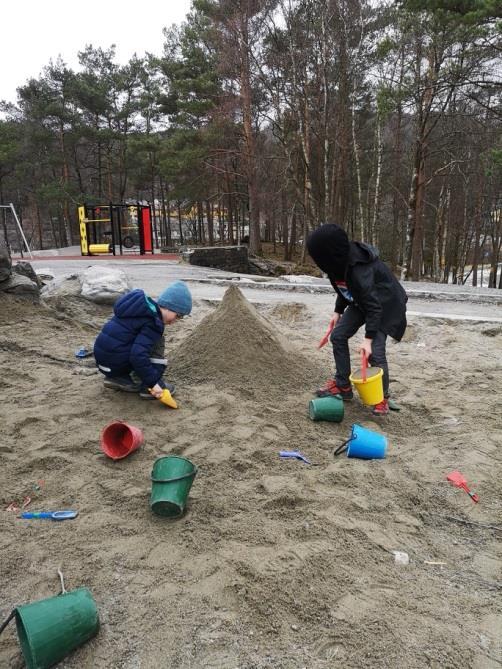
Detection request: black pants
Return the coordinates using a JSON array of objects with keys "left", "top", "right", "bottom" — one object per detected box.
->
[{"left": 329, "top": 305, "right": 389, "bottom": 397}]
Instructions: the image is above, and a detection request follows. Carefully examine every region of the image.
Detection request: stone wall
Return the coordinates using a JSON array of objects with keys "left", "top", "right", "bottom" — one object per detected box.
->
[{"left": 184, "top": 246, "right": 250, "bottom": 273}]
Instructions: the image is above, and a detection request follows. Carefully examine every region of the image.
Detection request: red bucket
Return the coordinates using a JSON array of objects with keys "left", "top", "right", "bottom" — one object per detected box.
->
[{"left": 100, "top": 421, "right": 143, "bottom": 460}]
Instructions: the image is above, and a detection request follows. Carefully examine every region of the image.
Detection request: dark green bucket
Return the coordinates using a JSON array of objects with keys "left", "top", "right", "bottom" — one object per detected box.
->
[
  {"left": 15, "top": 588, "right": 99, "bottom": 669},
  {"left": 150, "top": 456, "right": 198, "bottom": 518},
  {"left": 309, "top": 396, "right": 344, "bottom": 422}
]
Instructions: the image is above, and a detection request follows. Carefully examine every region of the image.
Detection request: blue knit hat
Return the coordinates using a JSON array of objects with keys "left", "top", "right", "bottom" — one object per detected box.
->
[{"left": 157, "top": 281, "right": 192, "bottom": 315}]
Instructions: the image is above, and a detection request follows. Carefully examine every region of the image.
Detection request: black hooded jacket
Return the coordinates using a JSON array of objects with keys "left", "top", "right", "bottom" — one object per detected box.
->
[
  {"left": 335, "top": 242, "right": 407, "bottom": 341},
  {"left": 307, "top": 224, "right": 407, "bottom": 341}
]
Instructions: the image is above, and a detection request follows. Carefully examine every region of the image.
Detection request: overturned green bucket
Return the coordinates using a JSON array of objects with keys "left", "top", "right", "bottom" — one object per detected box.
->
[
  {"left": 309, "top": 396, "right": 344, "bottom": 422},
  {"left": 15, "top": 588, "right": 99, "bottom": 669},
  {"left": 150, "top": 455, "right": 198, "bottom": 518}
]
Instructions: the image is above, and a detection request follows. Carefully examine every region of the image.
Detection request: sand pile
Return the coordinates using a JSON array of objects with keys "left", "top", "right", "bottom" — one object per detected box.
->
[{"left": 170, "top": 285, "right": 321, "bottom": 393}]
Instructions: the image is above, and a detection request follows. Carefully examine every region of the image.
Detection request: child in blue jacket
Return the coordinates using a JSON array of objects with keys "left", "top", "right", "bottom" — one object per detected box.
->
[{"left": 94, "top": 280, "right": 192, "bottom": 399}]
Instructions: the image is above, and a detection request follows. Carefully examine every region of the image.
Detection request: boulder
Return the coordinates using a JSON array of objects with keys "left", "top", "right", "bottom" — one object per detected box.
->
[
  {"left": 0, "top": 248, "right": 12, "bottom": 282},
  {"left": 12, "top": 261, "right": 42, "bottom": 287},
  {"left": 80, "top": 266, "right": 130, "bottom": 304},
  {"left": 0, "top": 273, "right": 39, "bottom": 300},
  {"left": 41, "top": 274, "right": 82, "bottom": 299}
]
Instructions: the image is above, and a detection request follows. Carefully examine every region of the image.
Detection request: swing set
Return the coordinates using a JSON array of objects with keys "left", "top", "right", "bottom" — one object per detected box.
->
[
  {"left": 78, "top": 202, "right": 155, "bottom": 256},
  {"left": 0, "top": 203, "right": 34, "bottom": 258}
]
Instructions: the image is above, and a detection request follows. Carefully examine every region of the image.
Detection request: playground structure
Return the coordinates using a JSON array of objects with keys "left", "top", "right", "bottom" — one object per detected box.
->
[
  {"left": 78, "top": 203, "right": 155, "bottom": 256},
  {"left": 0, "top": 203, "right": 34, "bottom": 258}
]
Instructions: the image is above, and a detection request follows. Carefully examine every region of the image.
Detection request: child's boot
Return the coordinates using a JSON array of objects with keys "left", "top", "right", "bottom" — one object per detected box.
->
[
  {"left": 372, "top": 398, "right": 389, "bottom": 416},
  {"left": 104, "top": 376, "right": 141, "bottom": 392},
  {"left": 316, "top": 379, "right": 353, "bottom": 400}
]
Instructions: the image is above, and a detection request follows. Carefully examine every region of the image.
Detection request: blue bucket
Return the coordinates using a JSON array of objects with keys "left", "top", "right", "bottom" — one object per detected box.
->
[{"left": 334, "top": 424, "right": 387, "bottom": 459}]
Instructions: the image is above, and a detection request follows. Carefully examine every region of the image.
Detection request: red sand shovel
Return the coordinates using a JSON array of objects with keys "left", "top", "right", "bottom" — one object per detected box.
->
[
  {"left": 446, "top": 471, "right": 479, "bottom": 503},
  {"left": 318, "top": 316, "right": 337, "bottom": 349}
]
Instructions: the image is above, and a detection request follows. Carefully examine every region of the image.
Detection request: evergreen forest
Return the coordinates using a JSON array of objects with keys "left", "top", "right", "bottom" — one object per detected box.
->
[{"left": 0, "top": 0, "right": 501, "bottom": 284}]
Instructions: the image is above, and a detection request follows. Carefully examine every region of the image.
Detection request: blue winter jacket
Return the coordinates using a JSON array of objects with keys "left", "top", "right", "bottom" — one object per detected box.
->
[{"left": 94, "top": 289, "right": 165, "bottom": 387}]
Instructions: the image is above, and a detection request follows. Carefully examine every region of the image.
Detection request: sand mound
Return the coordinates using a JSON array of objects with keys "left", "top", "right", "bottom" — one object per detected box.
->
[{"left": 170, "top": 285, "right": 320, "bottom": 393}]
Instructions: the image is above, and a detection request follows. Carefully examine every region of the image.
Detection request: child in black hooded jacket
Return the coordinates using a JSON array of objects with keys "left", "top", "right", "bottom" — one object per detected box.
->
[{"left": 307, "top": 223, "right": 407, "bottom": 415}]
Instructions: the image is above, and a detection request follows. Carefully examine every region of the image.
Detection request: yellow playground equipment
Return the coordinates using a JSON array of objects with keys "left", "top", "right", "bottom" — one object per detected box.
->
[{"left": 78, "top": 203, "right": 155, "bottom": 256}]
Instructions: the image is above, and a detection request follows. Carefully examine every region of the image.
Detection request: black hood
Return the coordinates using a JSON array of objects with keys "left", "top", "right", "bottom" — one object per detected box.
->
[
  {"left": 307, "top": 224, "right": 350, "bottom": 280},
  {"left": 348, "top": 241, "right": 379, "bottom": 265}
]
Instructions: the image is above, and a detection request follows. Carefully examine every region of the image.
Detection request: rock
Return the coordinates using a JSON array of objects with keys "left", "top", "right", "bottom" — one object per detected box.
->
[
  {"left": 80, "top": 266, "right": 130, "bottom": 304},
  {"left": 248, "top": 256, "right": 287, "bottom": 277},
  {"left": 41, "top": 274, "right": 81, "bottom": 299},
  {"left": 12, "top": 261, "right": 42, "bottom": 287},
  {"left": 34, "top": 267, "right": 56, "bottom": 284},
  {"left": 0, "top": 273, "right": 40, "bottom": 300},
  {"left": 0, "top": 248, "right": 12, "bottom": 282},
  {"left": 392, "top": 550, "right": 410, "bottom": 565}
]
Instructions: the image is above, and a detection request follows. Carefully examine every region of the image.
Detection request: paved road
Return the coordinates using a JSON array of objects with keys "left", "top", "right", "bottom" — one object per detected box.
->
[{"left": 30, "top": 257, "right": 502, "bottom": 323}]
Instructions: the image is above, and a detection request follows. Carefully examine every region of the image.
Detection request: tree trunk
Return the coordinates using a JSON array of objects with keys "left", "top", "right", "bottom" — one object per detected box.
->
[
  {"left": 59, "top": 121, "right": 72, "bottom": 246},
  {"left": 36, "top": 202, "right": 44, "bottom": 250},
  {"left": 371, "top": 112, "right": 383, "bottom": 247},
  {"left": 272, "top": 208, "right": 276, "bottom": 254},
  {"left": 239, "top": 13, "right": 261, "bottom": 255},
  {"left": 432, "top": 184, "right": 448, "bottom": 282},
  {"left": 350, "top": 94, "right": 364, "bottom": 240},
  {"left": 217, "top": 201, "right": 224, "bottom": 242},
  {"left": 159, "top": 180, "right": 168, "bottom": 247},
  {"left": 403, "top": 137, "right": 426, "bottom": 281},
  {"left": 289, "top": 211, "right": 297, "bottom": 260},
  {"left": 390, "top": 49, "right": 405, "bottom": 271},
  {"left": 205, "top": 200, "right": 214, "bottom": 245},
  {"left": 228, "top": 193, "right": 234, "bottom": 244},
  {"left": 471, "top": 172, "right": 483, "bottom": 286},
  {"left": 177, "top": 202, "right": 184, "bottom": 245},
  {"left": 282, "top": 190, "right": 289, "bottom": 261},
  {"left": 166, "top": 190, "right": 172, "bottom": 246}
]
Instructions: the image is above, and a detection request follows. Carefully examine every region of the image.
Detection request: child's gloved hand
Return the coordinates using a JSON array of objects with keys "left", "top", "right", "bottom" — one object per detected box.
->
[{"left": 149, "top": 384, "right": 164, "bottom": 399}]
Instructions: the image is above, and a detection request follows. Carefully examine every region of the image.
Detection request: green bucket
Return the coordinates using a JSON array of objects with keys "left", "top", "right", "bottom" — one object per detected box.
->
[
  {"left": 309, "top": 396, "right": 344, "bottom": 422},
  {"left": 150, "top": 456, "right": 198, "bottom": 518},
  {"left": 15, "top": 588, "right": 99, "bottom": 669}
]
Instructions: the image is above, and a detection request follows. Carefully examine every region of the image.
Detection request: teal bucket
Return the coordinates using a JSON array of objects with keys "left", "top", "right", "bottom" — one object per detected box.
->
[
  {"left": 150, "top": 456, "right": 197, "bottom": 518},
  {"left": 334, "top": 424, "right": 388, "bottom": 459},
  {"left": 309, "top": 396, "right": 344, "bottom": 422},
  {"left": 14, "top": 588, "right": 99, "bottom": 669}
]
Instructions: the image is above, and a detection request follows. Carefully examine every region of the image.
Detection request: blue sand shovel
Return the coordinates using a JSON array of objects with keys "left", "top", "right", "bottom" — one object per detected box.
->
[
  {"left": 20, "top": 511, "right": 78, "bottom": 521},
  {"left": 279, "top": 451, "right": 311, "bottom": 465},
  {"left": 75, "top": 347, "right": 93, "bottom": 358}
]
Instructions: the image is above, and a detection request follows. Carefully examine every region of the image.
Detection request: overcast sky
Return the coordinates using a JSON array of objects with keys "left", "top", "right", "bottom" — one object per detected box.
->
[{"left": 0, "top": 0, "right": 192, "bottom": 104}]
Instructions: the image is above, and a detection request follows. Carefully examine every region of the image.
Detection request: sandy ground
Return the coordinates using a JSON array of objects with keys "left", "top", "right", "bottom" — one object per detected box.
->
[{"left": 1, "top": 287, "right": 501, "bottom": 669}]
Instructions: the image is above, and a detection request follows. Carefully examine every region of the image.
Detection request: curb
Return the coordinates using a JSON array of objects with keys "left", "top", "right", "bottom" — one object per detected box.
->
[{"left": 183, "top": 277, "right": 502, "bottom": 305}]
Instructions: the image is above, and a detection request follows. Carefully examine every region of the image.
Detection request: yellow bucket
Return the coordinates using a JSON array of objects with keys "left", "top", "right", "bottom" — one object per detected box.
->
[{"left": 349, "top": 352, "right": 384, "bottom": 405}]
